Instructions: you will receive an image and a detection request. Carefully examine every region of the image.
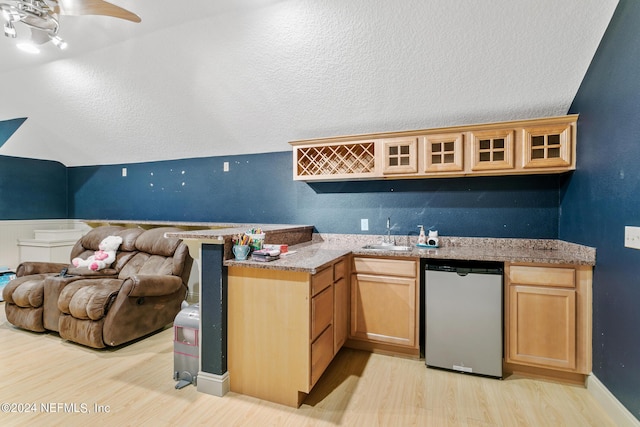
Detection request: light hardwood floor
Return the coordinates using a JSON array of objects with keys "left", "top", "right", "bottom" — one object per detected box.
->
[{"left": 0, "top": 302, "right": 615, "bottom": 427}]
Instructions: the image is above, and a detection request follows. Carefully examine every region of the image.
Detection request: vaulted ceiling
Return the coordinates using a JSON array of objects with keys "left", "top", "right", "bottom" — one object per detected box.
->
[{"left": 0, "top": 0, "right": 619, "bottom": 166}]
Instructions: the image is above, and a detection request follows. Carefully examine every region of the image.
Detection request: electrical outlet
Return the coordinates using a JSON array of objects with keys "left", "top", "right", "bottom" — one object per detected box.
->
[
  {"left": 223, "top": 162, "right": 229, "bottom": 172},
  {"left": 121, "top": 167, "right": 127, "bottom": 177},
  {"left": 624, "top": 226, "right": 640, "bottom": 249},
  {"left": 361, "top": 219, "right": 369, "bottom": 231}
]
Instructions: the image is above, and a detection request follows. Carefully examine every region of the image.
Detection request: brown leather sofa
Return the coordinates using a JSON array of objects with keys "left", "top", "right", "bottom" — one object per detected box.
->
[
  {"left": 4, "top": 226, "right": 143, "bottom": 332},
  {"left": 3, "top": 226, "right": 192, "bottom": 349}
]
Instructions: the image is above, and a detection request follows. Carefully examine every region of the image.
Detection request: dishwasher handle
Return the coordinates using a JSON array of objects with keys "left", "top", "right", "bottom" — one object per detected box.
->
[{"left": 426, "top": 263, "right": 502, "bottom": 276}]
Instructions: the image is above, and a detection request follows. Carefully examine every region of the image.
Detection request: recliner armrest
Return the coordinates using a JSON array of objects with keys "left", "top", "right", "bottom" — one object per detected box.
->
[
  {"left": 16, "top": 262, "right": 69, "bottom": 277},
  {"left": 122, "top": 275, "right": 185, "bottom": 297}
]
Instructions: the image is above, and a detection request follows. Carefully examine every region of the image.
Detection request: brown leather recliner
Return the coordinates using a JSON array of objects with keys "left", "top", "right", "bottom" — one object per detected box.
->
[
  {"left": 57, "top": 227, "right": 193, "bottom": 348},
  {"left": 3, "top": 226, "right": 144, "bottom": 332}
]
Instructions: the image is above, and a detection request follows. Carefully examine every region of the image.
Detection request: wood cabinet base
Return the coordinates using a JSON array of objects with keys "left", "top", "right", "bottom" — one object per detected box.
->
[
  {"left": 504, "top": 262, "right": 592, "bottom": 384},
  {"left": 228, "top": 267, "right": 311, "bottom": 407},
  {"left": 228, "top": 258, "right": 347, "bottom": 408},
  {"left": 504, "top": 362, "right": 587, "bottom": 387},
  {"left": 345, "top": 338, "right": 420, "bottom": 359},
  {"left": 349, "top": 256, "right": 420, "bottom": 357}
]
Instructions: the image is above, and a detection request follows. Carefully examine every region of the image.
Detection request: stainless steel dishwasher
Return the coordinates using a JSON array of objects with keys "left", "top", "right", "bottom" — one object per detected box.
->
[{"left": 425, "top": 260, "right": 503, "bottom": 378}]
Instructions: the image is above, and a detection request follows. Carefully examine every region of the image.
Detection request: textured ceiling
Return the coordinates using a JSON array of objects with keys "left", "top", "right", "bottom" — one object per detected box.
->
[{"left": 0, "top": 0, "right": 619, "bottom": 166}]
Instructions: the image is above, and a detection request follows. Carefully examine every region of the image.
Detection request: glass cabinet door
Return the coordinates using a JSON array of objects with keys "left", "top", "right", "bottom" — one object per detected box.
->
[
  {"left": 470, "top": 129, "right": 515, "bottom": 171},
  {"left": 522, "top": 125, "right": 572, "bottom": 168},
  {"left": 382, "top": 137, "right": 418, "bottom": 174},
  {"left": 422, "top": 133, "right": 464, "bottom": 173}
]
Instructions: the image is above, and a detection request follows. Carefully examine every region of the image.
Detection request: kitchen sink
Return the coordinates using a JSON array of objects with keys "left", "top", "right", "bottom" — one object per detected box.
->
[{"left": 361, "top": 244, "right": 413, "bottom": 251}]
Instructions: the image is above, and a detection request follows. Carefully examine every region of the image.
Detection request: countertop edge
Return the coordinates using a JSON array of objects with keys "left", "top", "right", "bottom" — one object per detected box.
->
[{"left": 224, "top": 236, "right": 596, "bottom": 273}]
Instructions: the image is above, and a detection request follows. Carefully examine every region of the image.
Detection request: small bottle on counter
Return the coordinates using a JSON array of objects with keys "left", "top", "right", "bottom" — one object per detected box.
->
[{"left": 418, "top": 225, "right": 426, "bottom": 245}]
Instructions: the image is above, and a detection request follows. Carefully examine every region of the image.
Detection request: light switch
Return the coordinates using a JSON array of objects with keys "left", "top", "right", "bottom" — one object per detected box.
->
[{"left": 625, "top": 226, "right": 640, "bottom": 249}]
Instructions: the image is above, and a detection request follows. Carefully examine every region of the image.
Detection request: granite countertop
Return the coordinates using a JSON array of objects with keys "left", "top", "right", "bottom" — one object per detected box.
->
[
  {"left": 163, "top": 223, "right": 314, "bottom": 240},
  {"left": 226, "top": 243, "right": 354, "bottom": 274},
  {"left": 84, "top": 221, "right": 595, "bottom": 272},
  {"left": 224, "top": 233, "right": 596, "bottom": 273},
  {"left": 86, "top": 220, "right": 314, "bottom": 235}
]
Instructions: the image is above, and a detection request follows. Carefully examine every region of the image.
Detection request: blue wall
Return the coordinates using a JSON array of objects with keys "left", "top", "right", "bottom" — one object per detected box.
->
[
  {"left": 0, "top": 118, "right": 26, "bottom": 149},
  {"left": 562, "top": 0, "right": 639, "bottom": 419},
  {"left": 0, "top": 155, "right": 67, "bottom": 219},
  {"left": 68, "top": 151, "right": 562, "bottom": 238},
  {"left": 0, "top": 118, "right": 66, "bottom": 220}
]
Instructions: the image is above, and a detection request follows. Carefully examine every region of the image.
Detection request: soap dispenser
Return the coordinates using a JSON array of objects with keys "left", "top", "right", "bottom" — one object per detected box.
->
[{"left": 417, "top": 225, "right": 426, "bottom": 245}]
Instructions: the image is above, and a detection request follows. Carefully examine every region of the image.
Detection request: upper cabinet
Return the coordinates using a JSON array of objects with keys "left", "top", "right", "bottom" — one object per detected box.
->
[
  {"left": 290, "top": 115, "right": 577, "bottom": 181},
  {"left": 294, "top": 140, "right": 377, "bottom": 180},
  {"left": 423, "top": 132, "right": 464, "bottom": 173},
  {"left": 522, "top": 123, "right": 573, "bottom": 169},
  {"left": 381, "top": 137, "right": 418, "bottom": 174},
  {"left": 470, "top": 129, "right": 515, "bottom": 172}
]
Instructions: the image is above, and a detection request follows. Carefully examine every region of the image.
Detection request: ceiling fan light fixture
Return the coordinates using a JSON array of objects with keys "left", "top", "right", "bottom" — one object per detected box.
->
[
  {"left": 2, "top": 0, "right": 141, "bottom": 50},
  {"left": 1, "top": 4, "right": 22, "bottom": 23},
  {"left": 3, "top": 21, "right": 16, "bottom": 38},
  {"left": 49, "top": 34, "right": 66, "bottom": 49}
]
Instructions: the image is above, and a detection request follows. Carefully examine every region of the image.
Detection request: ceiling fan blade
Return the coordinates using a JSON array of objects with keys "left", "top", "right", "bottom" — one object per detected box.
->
[{"left": 57, "top": 0, "right": 141, "bottom": 23}]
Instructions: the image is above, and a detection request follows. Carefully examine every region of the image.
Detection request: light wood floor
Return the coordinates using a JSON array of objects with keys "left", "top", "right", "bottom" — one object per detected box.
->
[{"left": 0, "top": 303, "right": 615, "bottom": 427}]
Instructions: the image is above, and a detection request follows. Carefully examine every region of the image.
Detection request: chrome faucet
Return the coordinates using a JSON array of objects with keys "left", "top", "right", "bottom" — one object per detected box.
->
[{"left": 384, "top": 217, "right": 394, "bottom": 245}]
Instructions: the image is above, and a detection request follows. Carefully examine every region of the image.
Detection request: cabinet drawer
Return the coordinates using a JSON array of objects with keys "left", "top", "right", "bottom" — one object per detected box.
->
[
  {"left": 509, "top": 265, "right": 575, "bottom": 288},
  {"left": 312, "top": 266, "right": 333, "bottom": 296},
  {"left": 353, "top": 257, "right": 417, "bottom": 277},
  {"left": 334, "top": 258, "right": 346, "bottom": 281},
  {"left": 311, "top": 324, "right": 334, "bottom": 387},
  {"left": 311, "top": 286, "right": 333, "bottom": 341}
]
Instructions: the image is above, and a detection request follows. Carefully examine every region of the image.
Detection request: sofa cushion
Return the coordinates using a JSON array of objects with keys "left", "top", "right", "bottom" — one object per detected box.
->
[
  {"left": 75, "top": 226, "right": 126, "bottom": 252},
  {"left": 69, "top": 226, "right": 144, "bottom": 272},
  {"left": 134, "top": 227, "right": 182, "bottom": 257},
  {"left": 69, "top": 226, "right": 143, "bottom": 258},
  {"left": 117, "top": 227, "right": 145, "bottom": 252},
  {"left": 59, "top": 315, "right": 106, "bottom": 348},
  {"left": 59, "top": 279, "right": 123, "bottom": 321},
  {"left": 4, "top": 274, "right": 51, "bottom": 308},
  {"left": 118, "top": 253, "right": 176, "bottom": 279},
  {"left": 5, "top": 305, "right": 44, "bottom": 332}
]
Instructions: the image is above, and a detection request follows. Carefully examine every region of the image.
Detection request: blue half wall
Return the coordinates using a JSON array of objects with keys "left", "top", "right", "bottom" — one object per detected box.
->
[
  {"left": 68, "top": 151, "right": 562, "bottom": 238},
  {"left": 0, "top": 155, "right": 67, "bottom": 220}
]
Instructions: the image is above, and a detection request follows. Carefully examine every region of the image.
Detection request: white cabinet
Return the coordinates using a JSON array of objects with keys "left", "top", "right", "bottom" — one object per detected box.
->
[{"left": 18, "top": 228, "right": 84, "bottom": 263}]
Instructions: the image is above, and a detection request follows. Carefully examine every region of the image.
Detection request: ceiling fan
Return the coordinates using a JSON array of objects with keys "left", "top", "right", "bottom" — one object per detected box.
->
[{"left": 1, "top": 0, "right": 141, "bottom": 51}]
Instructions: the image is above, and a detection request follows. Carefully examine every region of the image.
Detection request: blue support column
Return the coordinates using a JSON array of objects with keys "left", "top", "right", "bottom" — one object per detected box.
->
[{"left": 197, "top": 243, "right": 229, "bottom": 394}]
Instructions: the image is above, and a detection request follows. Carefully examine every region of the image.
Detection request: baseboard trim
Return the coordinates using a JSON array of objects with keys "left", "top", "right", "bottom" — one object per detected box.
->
[
  {"left": 587, "top": 374, "right": 639, "bottom": 427},
  {"left": 196, "top": 371, "right": 229, "bottom": 397}
]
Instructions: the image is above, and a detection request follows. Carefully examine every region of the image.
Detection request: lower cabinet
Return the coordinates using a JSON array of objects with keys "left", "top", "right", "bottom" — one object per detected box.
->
[
  {"left": 505, "top": 263, "right": 592, "bottom": 378},
  {"left": 227, "top": 256, "right": 346, "bottom": 408},
  {"left": 348, "top": 256, "right": 420, "bottom": 356},
  {"left": 333, "top": 264, "right": 348, "bottom": 352}
]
